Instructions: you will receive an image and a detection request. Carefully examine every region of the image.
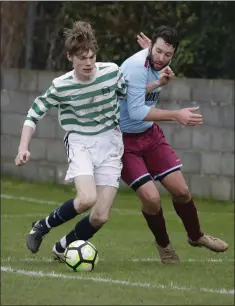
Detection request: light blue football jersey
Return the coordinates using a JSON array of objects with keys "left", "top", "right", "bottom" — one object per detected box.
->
[{"left": 119, "top": 49, "right": 162, "bottom": 133}]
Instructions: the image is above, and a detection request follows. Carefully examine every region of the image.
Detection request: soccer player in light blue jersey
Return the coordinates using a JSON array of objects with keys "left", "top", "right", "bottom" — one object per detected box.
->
[{"left": 120, "top": 27, "right": 228, "bottom": 263}]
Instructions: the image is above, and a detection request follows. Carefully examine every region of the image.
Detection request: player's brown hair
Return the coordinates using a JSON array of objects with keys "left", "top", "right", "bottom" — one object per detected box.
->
[
  {"left": 64, "top": 21, "right": 98, "bottom": 56},
  {"left": 152, "top": 26, "right": 179, "bottom": 53}
]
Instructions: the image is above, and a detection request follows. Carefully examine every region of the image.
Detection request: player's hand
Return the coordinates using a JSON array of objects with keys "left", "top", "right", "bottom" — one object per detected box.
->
[
  {"left": 163, "top": 66, "right": 175, "bottom": 79},
  {"left": 177, "top": 107, "right": 203, "bottom": 126},
  {"left": 15, "top": 149, "right": 31, "bottom": 166},
  {"left": 137, "top": 32, "right": 151, "bottom": 49},
  {"left": 159, "top": 67, "right": 175, "bottom": 86}
]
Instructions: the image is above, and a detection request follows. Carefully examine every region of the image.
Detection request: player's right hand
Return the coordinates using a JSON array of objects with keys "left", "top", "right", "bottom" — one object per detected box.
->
[
  {"left": 177, "top": 107, "right": 203, "bottom": 126},
  {"left": 15, "top": 149, "right": 31, "bottom": 166}
]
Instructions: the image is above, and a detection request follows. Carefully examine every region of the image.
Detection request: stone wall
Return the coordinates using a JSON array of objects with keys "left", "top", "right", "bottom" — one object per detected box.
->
[{"left": 1, "top": 69, "right": 234, "bottom": 200}]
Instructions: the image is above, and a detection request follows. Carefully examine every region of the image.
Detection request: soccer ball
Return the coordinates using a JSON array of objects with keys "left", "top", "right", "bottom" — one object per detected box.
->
[{"left": 64, "top": 240, "right": 99, "bottom": 272}]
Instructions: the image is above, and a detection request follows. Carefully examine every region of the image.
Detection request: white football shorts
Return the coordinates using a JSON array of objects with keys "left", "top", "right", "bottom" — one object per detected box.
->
[{"left": 64, "top": 127, "right": 124, "bottom": 188}]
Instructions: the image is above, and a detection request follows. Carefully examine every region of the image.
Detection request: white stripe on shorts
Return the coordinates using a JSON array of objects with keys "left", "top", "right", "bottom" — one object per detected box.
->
[
  {"left": 129, "top": 173, "right": 151, "bottom": 187},
  {"left": 153, "top": 164, "right": 183, "bottom": 180}
]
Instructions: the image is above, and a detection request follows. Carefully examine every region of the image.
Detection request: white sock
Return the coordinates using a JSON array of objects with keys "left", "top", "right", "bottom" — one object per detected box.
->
[{"left": 60, "top": 236, "right": 67, "bottom": 250}]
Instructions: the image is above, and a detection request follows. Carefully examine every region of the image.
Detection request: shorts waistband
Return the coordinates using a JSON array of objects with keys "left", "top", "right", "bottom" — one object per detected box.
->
[
  {"left": 122, "top": 125, "right": 155, "bottom": 137},
  {"left": 64, "top": 125, "right": 121, "bottom": 140}
]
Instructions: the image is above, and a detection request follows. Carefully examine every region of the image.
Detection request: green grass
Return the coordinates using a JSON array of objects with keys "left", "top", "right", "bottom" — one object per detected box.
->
[{"left": 1, "top": 177, "right": 234, "bottom": 305}]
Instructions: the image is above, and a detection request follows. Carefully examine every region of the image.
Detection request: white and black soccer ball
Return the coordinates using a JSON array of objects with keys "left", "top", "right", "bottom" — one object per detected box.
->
[{"left": 64, "top": 240, "right": 99, "bottom": 272}]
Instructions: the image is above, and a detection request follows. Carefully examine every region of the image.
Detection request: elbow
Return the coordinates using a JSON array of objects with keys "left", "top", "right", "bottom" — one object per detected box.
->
[
  {"left": 129, "top": 112, "right": 144, "bottom": 121},
  {"left": 129, "top": 107, "right": 150, "bottom": 121}
]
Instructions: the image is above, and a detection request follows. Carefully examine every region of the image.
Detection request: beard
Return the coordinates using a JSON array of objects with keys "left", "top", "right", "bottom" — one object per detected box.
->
[{"left": 148, "top": 50, "right": 171, "bottom": 71}]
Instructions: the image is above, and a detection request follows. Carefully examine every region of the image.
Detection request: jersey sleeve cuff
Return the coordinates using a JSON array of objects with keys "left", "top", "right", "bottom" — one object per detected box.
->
[
  {"left": 138, "top": 106, "right": 151, "bottom": 121},
  {"left": 24, "top": 119, "right": 36, "bottom": 130}
]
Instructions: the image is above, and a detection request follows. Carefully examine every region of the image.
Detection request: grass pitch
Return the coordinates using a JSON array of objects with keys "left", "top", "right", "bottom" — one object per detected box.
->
[{"left": 1, "top": 177, "right": 234, "bottom": 305}]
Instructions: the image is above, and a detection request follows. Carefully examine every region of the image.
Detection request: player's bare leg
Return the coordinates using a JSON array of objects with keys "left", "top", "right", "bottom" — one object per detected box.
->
[
  {"left": 161, "top": 170, "right": 228, "bottom": 252},
  {"left": 27, "top": 175, "right": 96, "bottom": 254},
  {"left": 136, "top": 180, "right": 180, "bottom": 264},
  {"left": 52, "top": 175, "right": 97, "bottom": 260},
  {"left": 89, "top": 185, "right": 117, "bottom": 227},
  {"left": 53, "top": 185, "right": 117, "bottom": 260}
]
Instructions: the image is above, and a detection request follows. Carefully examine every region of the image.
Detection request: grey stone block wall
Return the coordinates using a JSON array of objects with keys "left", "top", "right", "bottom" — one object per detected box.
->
[{"left": 1, "top": 68, "right": 234, "bottom": 201}]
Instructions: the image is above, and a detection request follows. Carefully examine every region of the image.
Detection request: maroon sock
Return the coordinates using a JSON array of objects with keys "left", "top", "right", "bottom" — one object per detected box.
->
[
  {"left": 173, "top": 198, "right": 204, "bottom": 241},
  {"left": 142, "top": 208, "right": 170, "bottom": 248}
]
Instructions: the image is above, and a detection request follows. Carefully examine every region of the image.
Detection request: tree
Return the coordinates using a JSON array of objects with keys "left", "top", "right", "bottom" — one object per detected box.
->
[
  {"left": 2, "top": 1, "right": 235, "bottom": 79},
  {"left": 1, "top": 2, "right": 27, "bottom": 68}
]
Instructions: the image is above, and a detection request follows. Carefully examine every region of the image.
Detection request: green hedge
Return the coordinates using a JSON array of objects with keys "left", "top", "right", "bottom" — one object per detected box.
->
[{"left": 31, "top": 1, "right": 235, "bottom": 79}]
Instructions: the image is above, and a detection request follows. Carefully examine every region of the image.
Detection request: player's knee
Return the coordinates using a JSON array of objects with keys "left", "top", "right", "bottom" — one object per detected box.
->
[
  {"left": 90, "top": 212, "right": 109, "bottom": 227},
  {"left": 141, "top": 191, "right": 160, "bottom": 206},
  {"left": 139, "top": 192, "right": 161, "bottom": 213},
  {"left": 74, "top": 193, "right": 97, "bottom": 213},
  {"left": 173, "top": 185, "right": 191, "bottom": 203}
]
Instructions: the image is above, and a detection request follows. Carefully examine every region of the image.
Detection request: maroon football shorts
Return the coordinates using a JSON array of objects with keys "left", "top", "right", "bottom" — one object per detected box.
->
[{"left": 121, "top": 124, "right": 182, "bottom": 191}]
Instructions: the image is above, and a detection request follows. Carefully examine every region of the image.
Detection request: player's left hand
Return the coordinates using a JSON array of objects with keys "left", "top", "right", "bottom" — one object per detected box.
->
[{"left": 137, "top": 32, "right": 151, "bottom": 49}]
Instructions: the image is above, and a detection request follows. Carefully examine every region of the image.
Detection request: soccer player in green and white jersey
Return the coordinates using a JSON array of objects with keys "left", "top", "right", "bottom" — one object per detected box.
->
[{"left": 15, "top": 21, "right": 126, "bottom": 259}]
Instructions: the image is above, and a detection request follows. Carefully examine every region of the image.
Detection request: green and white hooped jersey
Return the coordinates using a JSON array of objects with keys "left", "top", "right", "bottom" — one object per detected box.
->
[{"left": 24, "top": 62, "right": 126, "bottom": 136}]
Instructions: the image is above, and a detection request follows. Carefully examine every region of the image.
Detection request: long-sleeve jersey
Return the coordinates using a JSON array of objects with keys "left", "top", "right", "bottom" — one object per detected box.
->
[
  {"left": 24, "top": 62, "right": 126, "bottom": 136},
  {"left": 119, "top": 49, "right": 162, "bottom": 133}
]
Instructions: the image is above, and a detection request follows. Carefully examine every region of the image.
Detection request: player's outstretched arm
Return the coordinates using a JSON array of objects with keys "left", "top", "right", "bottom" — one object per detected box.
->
[
  {"left": 15, "top": 84, "right": 59, "bottom": 166},
  {"left": 144, "top": 106, "right": 203, "bottom": 126},
  {"left": 15, "top": 126, "right": 34, "bottom": 166}
]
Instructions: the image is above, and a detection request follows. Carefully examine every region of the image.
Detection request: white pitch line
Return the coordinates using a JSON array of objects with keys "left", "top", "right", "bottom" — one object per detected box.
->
[
  {"left": 1, "top": 256, "right": 234, "bottom": 264},
  {"left": 1, "top": 213, "right": 47, "bottom": 218},
  {"left": 1, "top": 266, "right": 234, "bottom": 295},
  {"left": 1, "top": 256, "right": 54, "bottom": 263},
  {"left": 131, "top": 257, "right": 235, "bottom": 263},
  {"left": 1, "top": 194, "right": 140, "bottom": 216},
  {"left": 1, "top": 194, "right": 234, "bottom": 216},
  {"left": 1, "top": 194, "right": 59, "bottom": 206}
]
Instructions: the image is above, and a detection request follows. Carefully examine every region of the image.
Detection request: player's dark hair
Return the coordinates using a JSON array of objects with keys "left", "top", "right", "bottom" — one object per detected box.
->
[
  {"left": 152, "top": 26, "right": 179, "bottom": 53},
  {"left": 64, "top": 21, "right": 98, "bottom": 56}
]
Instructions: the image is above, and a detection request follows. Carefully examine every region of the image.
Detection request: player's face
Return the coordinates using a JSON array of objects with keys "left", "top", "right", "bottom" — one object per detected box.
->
[
  {"left": 67, "top": 49, "right": 97, "bottom": 81},
  {"left": 151, "top": 37, "right": 175, "bottom": 70}
]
